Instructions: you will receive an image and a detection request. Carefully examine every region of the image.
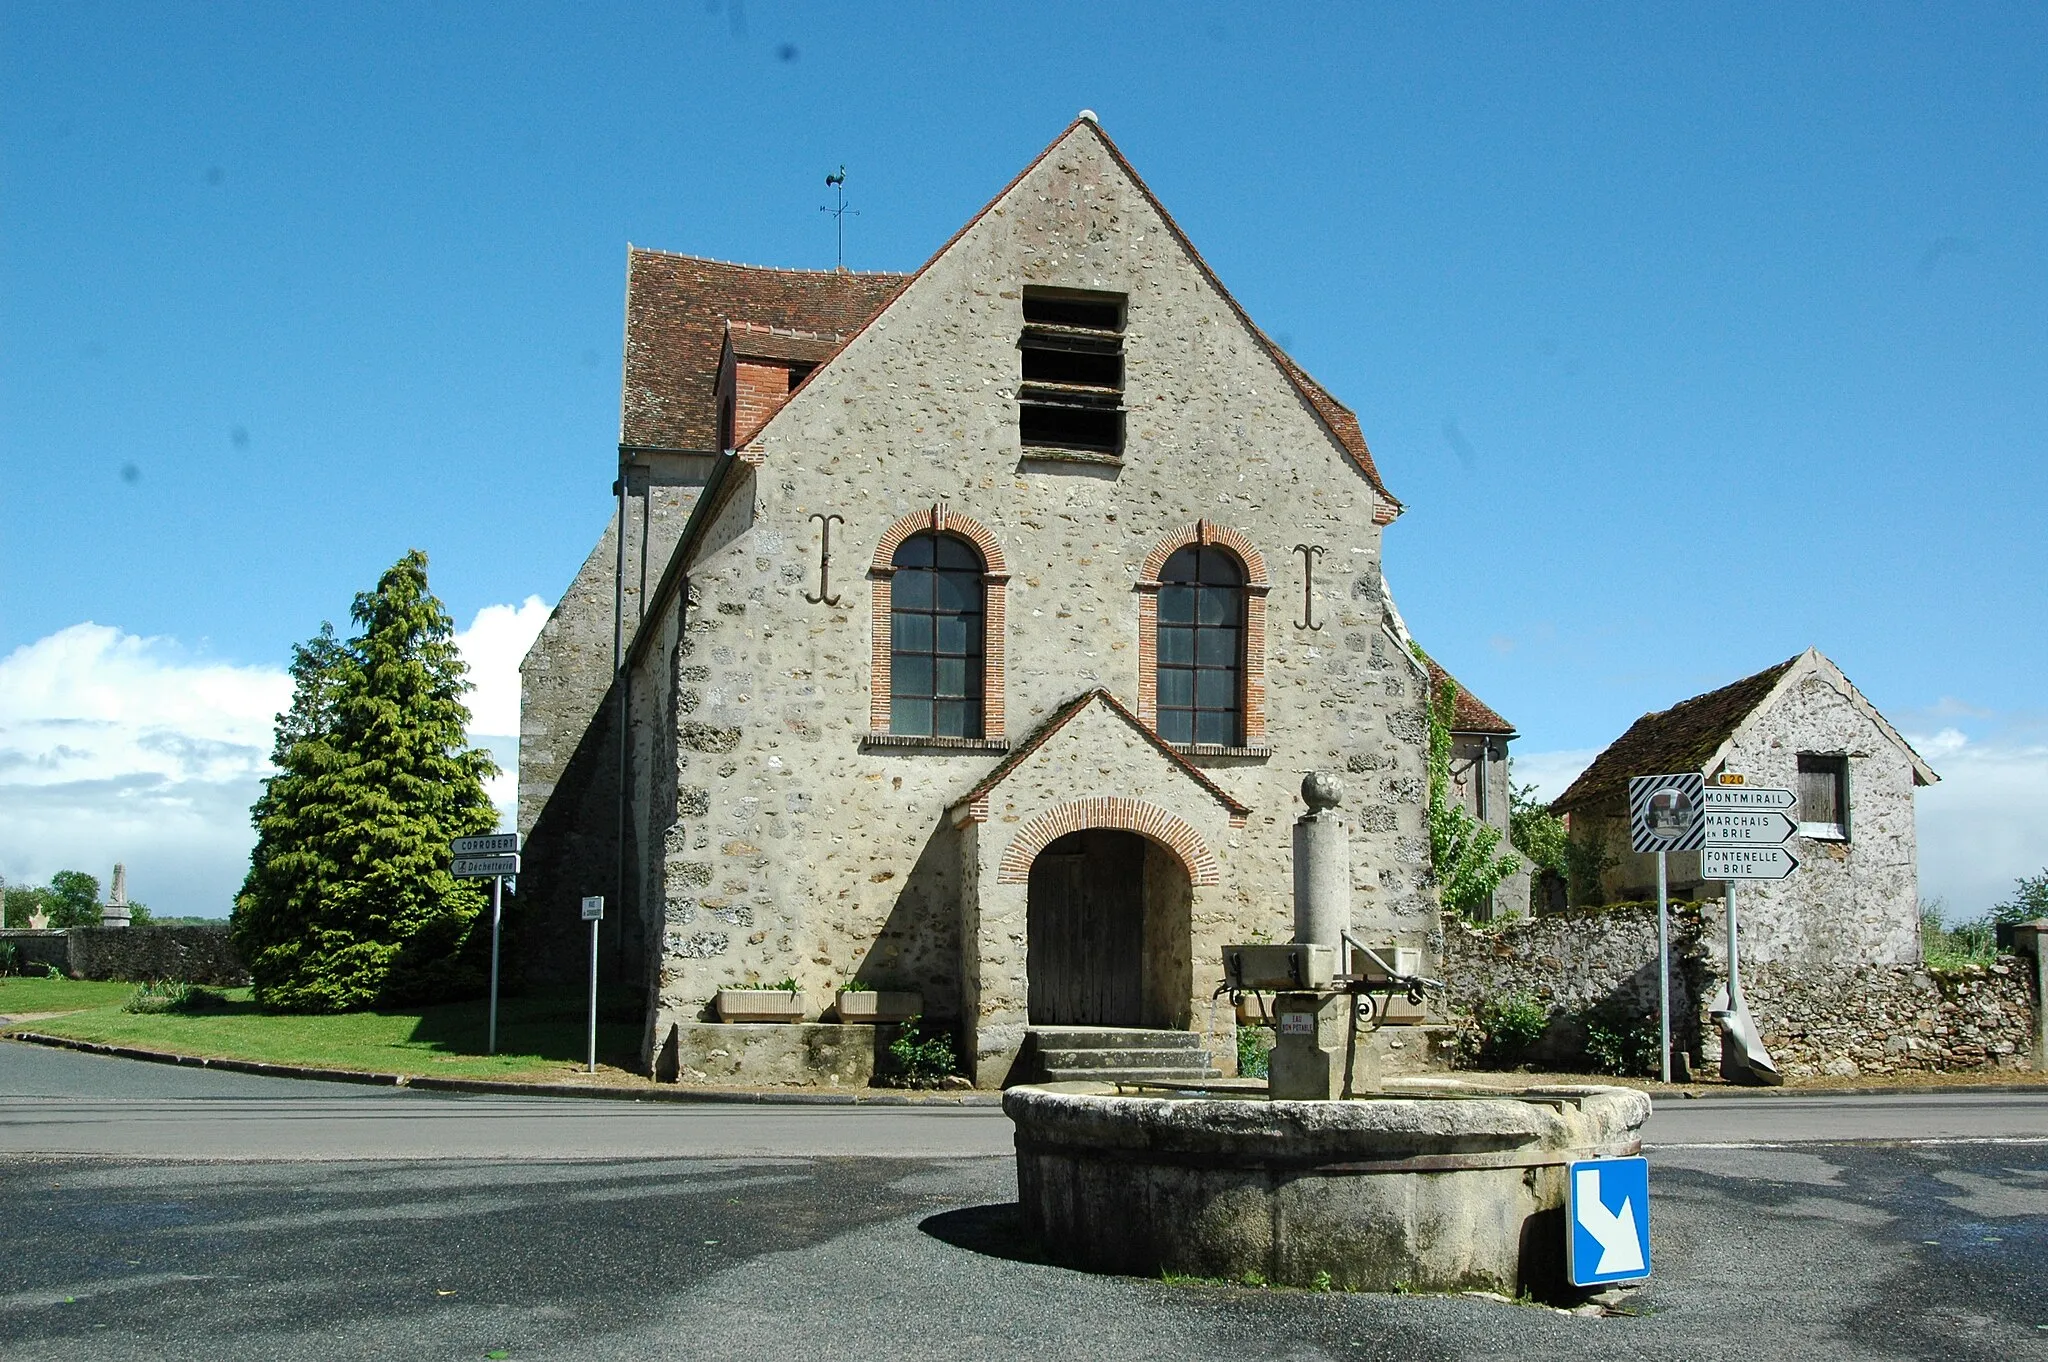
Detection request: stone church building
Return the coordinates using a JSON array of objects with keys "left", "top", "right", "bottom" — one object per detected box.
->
[{"left": 518, "top": 116, "right": 1458, "bottom": 1085}]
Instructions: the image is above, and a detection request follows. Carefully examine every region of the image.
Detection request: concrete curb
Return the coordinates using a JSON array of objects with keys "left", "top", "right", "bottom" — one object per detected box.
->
[{"left": 1, "top": 1031, "right": 1003, "bottom": 1107}]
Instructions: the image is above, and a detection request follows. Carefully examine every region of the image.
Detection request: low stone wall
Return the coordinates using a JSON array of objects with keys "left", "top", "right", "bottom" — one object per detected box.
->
[
  {"left": 1741, "top": 960, "right": 2035, "bottom": 1079},
  {"left": 1440, "top": 903, "right": 1709, "bottom": 1067},
  {"left": 657, "top": 1021, "right": 904, "bottom": 1087},
  {"left": 0, "top": 930, "right": 72, "bottom": 977},
  {"left": 0, "top": 924, "right": 248, "bottom": 986},
  {"left": 1438, "top": 906, "right": 2040, "bottom": 1077}
]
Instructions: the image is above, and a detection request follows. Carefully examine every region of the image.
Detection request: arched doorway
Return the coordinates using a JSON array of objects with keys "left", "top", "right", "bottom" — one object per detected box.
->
[{"left": 1026, "top": 829, "right": 1192, "bottom": 1028}]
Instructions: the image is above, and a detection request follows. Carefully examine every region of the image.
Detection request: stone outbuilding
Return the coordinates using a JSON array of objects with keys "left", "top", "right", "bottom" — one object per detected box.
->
[
  {"left": 518, "top": 116, "right": 1457, "bottom": 1085},
  {"left": 1551, "top": 648, "right": 1939, "bottom": 967}
]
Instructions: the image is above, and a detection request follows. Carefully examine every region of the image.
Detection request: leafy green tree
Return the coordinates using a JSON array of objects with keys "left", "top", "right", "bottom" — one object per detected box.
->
[
  {"left": 1994, "top": 869, "right": 2048, "bottom": 926},
  {"left": 1417, "top": 650, "right": 1521, "bottom": 918},
  {"left": 232, "top": 550, "right": 500, "bottom": 1012}
]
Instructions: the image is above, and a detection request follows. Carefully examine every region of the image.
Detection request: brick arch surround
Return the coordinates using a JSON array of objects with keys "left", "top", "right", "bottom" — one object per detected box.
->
[
  {"left": 1135, "top": 519, "right": 1270, "bottom": 745},
  {"left": 868, "top": 503, "right": 1011, "bottom": 740},
  {"left": 996, "top": 797, "right": 1221, "bottom": 886}
]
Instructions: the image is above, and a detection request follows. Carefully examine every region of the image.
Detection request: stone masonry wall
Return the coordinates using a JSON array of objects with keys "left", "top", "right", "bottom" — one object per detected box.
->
[
  {"left": 1738, "top": 960, "right": 2035, "bottom": 1079},
  {"left": 629, "top": 128, "right": 1435, "bottom": 1069},
  {"left": 1439, "top": 904, "right": 2037, "bottom": 1077},
  {"left": 1441, "top": 904, "right": 1708, "bottom": 1067},
  {"left": 0, "top": 925, "right": 250, "bottom": 986}
]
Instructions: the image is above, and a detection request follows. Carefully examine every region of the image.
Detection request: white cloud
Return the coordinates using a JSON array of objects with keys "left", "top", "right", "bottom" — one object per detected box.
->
[
  {"left": 454, "top": 596, "right": 549, "bottom": 737},
  {"left": 0, "top": 605, "right": 545, "bottom": 919},
  {"left": 1907, "top": 727, "right": 2048, "bottom": 917},
  {"left": 1507, "top": 747, "right": 1602, "bottom": 802}
]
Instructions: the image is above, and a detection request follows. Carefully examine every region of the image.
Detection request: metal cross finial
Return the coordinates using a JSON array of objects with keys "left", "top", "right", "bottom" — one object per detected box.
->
[
  {"left": 806, "top": 513, "right": 845, "bottom": 606},
  {"left": 1294, "top": 544, "right": 1325, "bottom": 630},
  {"left": 820, "top": 166, "right": 859, "bottom": 270}
]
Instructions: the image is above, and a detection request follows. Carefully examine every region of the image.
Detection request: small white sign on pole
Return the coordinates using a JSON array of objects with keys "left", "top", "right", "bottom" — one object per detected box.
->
[
  {"left": 581, "top": 895, "right": 605, "bottom": 921},
  {"left": 582, "top": 895, "right": 604, "bottom": 1073}
]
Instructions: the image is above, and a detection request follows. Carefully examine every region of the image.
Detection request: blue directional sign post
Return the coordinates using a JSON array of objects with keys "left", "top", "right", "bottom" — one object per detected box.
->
[{"left": 1568, "top": 1156, "right": 1652, "bottom": 1287}]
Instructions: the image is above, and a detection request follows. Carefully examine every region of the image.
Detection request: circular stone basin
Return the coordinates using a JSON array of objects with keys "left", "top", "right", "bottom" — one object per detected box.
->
[{"left": 1004, "top": 1080, "right": 1651, "bottom": 1295}]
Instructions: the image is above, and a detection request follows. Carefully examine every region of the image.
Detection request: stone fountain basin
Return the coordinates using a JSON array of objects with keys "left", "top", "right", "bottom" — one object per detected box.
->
[{"left": 1005, "top": 1080, "right": 1652, "bottom": 1295}]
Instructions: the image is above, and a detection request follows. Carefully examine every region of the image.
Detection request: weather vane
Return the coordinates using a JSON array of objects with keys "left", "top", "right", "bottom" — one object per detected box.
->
[{"left": 821, "top": 165, "right": 858, "bottom": 270}]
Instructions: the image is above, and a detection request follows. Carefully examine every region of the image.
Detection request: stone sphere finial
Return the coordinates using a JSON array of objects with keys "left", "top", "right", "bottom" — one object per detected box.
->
[{"left": 1302, "top": 771, "right": 1345, "bottom": 812}]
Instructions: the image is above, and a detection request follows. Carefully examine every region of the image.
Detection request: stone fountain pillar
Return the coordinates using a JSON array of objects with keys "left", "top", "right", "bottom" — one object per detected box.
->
[
  {"left": 1270, "top": 774, "right": 1376, "bottom": 1098},
  {"left": 101, "top": 863, "right": 132, "bottom": 928}
]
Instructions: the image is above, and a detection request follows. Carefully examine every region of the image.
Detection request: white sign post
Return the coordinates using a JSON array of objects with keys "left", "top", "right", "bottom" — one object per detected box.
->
[
  {"left": 451, "top": 834, "right": 521, "bottom": 1056},
  {"left": 1701, "top": 776, "right": 1794, "bottom": 1084},
  {"left": 581, "top": 895, "right": 605, "bottom": 1073}
]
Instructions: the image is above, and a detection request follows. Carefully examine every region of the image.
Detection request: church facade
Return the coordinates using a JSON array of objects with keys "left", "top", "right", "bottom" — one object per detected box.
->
[{"left": 519, "top": 117, "right": 1446, "bottom": 1085}]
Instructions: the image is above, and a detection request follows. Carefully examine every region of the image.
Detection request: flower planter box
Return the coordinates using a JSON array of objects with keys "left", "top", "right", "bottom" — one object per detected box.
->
[
  {"left": 715, "top": 988, "right": 805, "bottom": 1023},
  {"left": 834, "top": 990, "right": 922, "bottom": 1024}
]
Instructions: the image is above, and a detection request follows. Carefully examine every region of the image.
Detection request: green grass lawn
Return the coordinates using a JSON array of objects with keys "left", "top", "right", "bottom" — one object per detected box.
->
[
  {"left": 2, "top": 980, "right": 647, "bottom": 1084},
  {"left": 0, "top": 976, "right": 139, "bottom": 1014}
]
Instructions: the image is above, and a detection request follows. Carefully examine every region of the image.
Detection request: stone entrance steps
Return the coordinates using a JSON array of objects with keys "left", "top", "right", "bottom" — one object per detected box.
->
[{"left": 1025, "top": 1026, "right": 1220, "bottom": 1085}]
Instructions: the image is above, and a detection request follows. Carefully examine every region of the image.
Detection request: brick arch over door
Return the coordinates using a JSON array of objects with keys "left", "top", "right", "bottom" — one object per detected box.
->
[
  {"left": 868, "top": 503, "right": 1011, "bottom": 740},
  {"left": 1135, "top": 519, "right": 1270, "bottom": 744},
  {"left": 996, "top": 797, "right": 1221, "bottom": 886}
]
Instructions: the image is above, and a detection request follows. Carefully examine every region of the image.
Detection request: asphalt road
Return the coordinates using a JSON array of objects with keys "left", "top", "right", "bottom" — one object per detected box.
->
[{"left": 4, "top": 1041, "right": 2046, "bottom": 1361}]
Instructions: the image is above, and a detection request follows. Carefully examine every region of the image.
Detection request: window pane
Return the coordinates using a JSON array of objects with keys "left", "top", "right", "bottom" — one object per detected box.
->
[
  {"left": 893, "top": 535, "right": 934, "bottom": 569},
  {"left": 1158, "top": 709, "right": 1193, "bottom": 744},
  {"left": 1158, "top": 626, "right": 1194, "bottom": 665},
  {"left": 1195, "top": 668, "right": 1236, "bottom": 709},
  {"left": 934, "top": 700, "right": 968, "bottom": 738},
  {"left": 935, "top": 656, "right": 969, "bottom": 697},
  {"left": 935, "top": 536, "right": 981, "bottom": 571},
  {"left": 894, "top": 568, "right": 933, "bottom": 610},
  {"left": 1198, "top": 587, "right": 1239, "bottom": 626},
  {"left": 1158, "top": 585, "right": 1195, "bottom": 624},
  {"left": 1196, "top": 709, "right": 1236, "bottom": 746},
  {"left": 1158, "top": 669, "right": 1194, "bottom": 707},
  {"left": 935, "top": 614, "right": 970, "bottom": 655},
  {"left": 1161, "top": 547, "right": 1200, "bottom": 583},
  {"left": 1196, "top": 627, "right": 1237, "bottom": 666},
  {"left": 892, "top": 696, "right": 931, "bottom": 736},
  {"left": 935, "top": 569, "right": 981, "bottom": 613},
  {"left": 893, "top": 612, "right": 933, "bottom": 653},
  {"left": 1198, "top": 551, "right": 1243, "bottom": 585},
  {"left": 893, "top": 655, "right": 933, "bottom": 698}
]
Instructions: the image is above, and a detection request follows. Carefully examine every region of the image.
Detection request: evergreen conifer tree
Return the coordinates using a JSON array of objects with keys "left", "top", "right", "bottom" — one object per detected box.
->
[{"left": 232, "top": 551, "right": 500, "bottom": 1011}]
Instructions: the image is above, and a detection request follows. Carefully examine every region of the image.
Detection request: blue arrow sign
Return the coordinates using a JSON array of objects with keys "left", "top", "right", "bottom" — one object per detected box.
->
[{"left": 1568, "top": 1157, "right": 1651, "bottom": 1286}]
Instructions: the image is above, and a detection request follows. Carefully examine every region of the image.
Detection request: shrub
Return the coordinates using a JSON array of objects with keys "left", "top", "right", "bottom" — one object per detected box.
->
[
  {"left": 122, "top": 982, "right": 228, "bottom": 1015},
  {"left": 0, "top": 941, "right": 16, "bottom": 976},
  {"left": 1474, "top": 990, "right": 1549, "bottom": 1068},
  {"left": 1580, "top": 998, "right": 1660, "bottom": 1077},
  {"left": 885, "top": 1015, "right": 957, "bottom": 1088},
  {"left": 1236, "top": 1024, "right": 1271, "bottom": 1079}
]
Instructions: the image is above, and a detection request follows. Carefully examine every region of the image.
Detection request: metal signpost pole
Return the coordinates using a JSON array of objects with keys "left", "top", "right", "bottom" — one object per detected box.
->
[
  {"left": 489, "top": 873, "right": 503, "bottom": 1056},
  {"left": 1656, "top": 850, "right": 1671, "bottom": 1084},
  {"left": 1723, "top": 878, "right": 1739, "bottom": 1018},
  {"left": 579, "top": 895, "right": 606, "bottom": 1073}
]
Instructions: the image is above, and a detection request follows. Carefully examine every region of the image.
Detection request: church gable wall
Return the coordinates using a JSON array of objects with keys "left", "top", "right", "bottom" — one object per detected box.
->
[{"left": 637, "top": 128, "right": 1433, "bottom": 1050}]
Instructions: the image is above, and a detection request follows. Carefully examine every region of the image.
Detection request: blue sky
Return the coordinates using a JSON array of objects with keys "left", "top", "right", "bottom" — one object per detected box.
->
[{"left": 3, "top": 3, "right": 2044, "bottom": 918}]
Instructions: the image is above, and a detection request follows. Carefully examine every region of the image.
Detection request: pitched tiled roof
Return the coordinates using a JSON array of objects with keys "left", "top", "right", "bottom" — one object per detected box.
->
[
  {"left": 1424, "top": 659, "right": 1515, "bottom": 735},
  {"left": 1552, "top": 655, "right": 1801, "bottom": 813},
  {"left": 727, "top": 321, "right": 846, "bottom": 365},
  {"left": 620, "top": 252, "right": 905, "bottom": 450},
  {"left": 952, "top": 688, "right": 1251, "bottom": 819}
]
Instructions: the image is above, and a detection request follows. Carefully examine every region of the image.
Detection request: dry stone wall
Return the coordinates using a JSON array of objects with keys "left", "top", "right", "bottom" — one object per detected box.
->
[
  {"left": 1439, "top": 905, "right": 2038, "bottom": 1077},
  {"left": 0, "top": 925, "right": 249, "bottom": 986}
]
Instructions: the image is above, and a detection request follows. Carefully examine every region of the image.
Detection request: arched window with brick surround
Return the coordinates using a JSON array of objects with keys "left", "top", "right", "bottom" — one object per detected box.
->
[
  {"left": 1136, "top": 520, "right": 1268, "bottom": 751},
  {"left": 868, "top": 505, "right": 1010, "bottom": 746},
  {"left": 890, "top": 533, "right": 984, "bottom": 738}
]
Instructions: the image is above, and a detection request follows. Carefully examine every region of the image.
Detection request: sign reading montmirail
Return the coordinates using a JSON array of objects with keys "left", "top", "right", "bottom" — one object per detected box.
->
[
  {"left": 451, "top": 833, "right": 521, "bottom": 857},
  {"left": 1701, "top": 786, "right": 1797, "bottom": 811}
]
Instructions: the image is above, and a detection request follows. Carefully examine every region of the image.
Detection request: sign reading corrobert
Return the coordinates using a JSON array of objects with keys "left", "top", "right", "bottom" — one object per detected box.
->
[
  {"left": 452, "top": 854, "right": 519, "bottom": 879},
  {"left": 451, "top": 833, "right": 521, "bottom": 857},
  {"left": 1629, "top": 773, "right": 1704, "bottom": 853},
  {"left": 1568, "top": 1156, "right": 1651, "bottom": 1286}
]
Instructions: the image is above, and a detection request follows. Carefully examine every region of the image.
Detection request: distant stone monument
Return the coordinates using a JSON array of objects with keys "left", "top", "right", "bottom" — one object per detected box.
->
[{"left": 101, "top": 863, "right": 132, "bottom": 928}]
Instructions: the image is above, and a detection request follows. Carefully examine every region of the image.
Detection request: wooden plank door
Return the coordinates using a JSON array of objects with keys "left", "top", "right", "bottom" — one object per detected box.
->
[{"left": 1027, "top": 830, "right": 1145, "bottom": 1026}]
